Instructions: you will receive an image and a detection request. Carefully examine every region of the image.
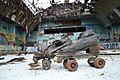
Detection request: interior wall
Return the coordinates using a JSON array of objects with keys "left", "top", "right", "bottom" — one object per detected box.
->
[
  {"left": 111, "top": 24, "right": 120, "bottom": 42},
  {"left": 0, "top": 19, "right": 15, "bottom": 45},
  {"left": 32, "top": 17, "right": 109, "bottom": 49}
]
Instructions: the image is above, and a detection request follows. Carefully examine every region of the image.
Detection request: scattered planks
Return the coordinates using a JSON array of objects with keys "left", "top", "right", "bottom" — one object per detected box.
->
[{"left": 0, "top": 57, "right": 26, "bottom": 66}]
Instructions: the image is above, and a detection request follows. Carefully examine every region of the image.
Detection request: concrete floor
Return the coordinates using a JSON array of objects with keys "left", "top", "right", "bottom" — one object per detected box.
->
[{"left": 0, "top": 53, "right": 120, "bottom": 80}]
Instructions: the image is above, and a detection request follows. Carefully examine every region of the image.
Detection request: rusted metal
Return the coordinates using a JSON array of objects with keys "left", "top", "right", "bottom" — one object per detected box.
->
[{"left": 63, "top": 59, "right": 68, "bottom": 69}]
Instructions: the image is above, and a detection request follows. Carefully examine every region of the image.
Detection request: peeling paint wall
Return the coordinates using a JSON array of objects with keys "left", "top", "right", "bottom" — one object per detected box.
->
[
  {"left": 15, "top": 27, "right": 26, "bottom": 46},
  {"left": 0, "top": 19, "right": 15, "bottom": 45},
  {"left": 0, "top": 19, "right": 26, "bottom": 52}
]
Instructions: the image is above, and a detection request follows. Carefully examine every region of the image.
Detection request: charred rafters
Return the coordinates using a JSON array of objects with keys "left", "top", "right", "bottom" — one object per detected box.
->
[
  {"left": 39, "top": 0, "right": 100, "bottom": 19},
  {"left": 81, "top": 0, "right": 100, "bottom": 12},
  {"left": 27, "top": 0, "right": 41, "bottom": 13},
  {"left": 40, "top": 2, "right": 83, "bottom": 19},
  {"left": 0, "top": 0, "right": 36, "bottom": 32}
]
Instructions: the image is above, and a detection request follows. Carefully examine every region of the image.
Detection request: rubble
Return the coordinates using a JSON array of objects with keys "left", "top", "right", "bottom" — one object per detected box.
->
[{"left": 0, "top": 57, "right": 26, "bottom": 66}]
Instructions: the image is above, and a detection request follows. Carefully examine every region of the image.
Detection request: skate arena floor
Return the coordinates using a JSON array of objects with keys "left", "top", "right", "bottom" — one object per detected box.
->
[{"left": 0, "top": 50, "right": 120, "bottom": 80}]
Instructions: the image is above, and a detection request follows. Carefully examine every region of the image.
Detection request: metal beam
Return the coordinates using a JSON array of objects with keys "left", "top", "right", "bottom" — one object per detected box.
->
[
  {"left": 15, "top": 10, "right": 24, "bottom": 23},
  {"left": 113, "top": 8, "right": 120, "bottom": 18}
]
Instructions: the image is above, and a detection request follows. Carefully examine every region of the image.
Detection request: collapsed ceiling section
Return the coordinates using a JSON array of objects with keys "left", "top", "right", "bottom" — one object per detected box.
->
[
  {"left": 20, "top": 0, "right": 100, "bottom": 32},
  {"left": 0, "top": 0, "right": 120, "bottom": 33},
  {"left": 22, "top": 0, "right": 100, "bottom": 19},
  {"left": 0, "top": 0, "right": 41, "bottom": 32},
  {"left": 38, "top": 0, "right": 99, "bottom": 19}
]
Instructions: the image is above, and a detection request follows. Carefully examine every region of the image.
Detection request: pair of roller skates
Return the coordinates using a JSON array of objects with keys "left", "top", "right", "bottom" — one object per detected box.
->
[{"left": 33, "top": 30, "right": 106, "bottom": 71}]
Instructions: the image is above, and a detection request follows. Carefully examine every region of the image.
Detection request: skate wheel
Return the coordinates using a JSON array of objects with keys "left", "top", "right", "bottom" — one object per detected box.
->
[
  {"left": 42, "top": 59, "right": 51, "bottom": 70},
  {"left": 88, "top": 57, "right": 96, "bottom": 67},
  {"left": 66, "top": 60, "right": 78, "bottom": 72},
  {"left": 94, "top": 58, "right": 105, "bottom": 68},
  {"left": 63, "top": 59, "right": 68, "bottom": 69}
]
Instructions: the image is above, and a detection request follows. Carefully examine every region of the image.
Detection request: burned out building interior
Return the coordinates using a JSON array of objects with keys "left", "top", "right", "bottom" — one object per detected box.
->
[{"left": 0, "top": 0, "right": 120, "bottom": 80}]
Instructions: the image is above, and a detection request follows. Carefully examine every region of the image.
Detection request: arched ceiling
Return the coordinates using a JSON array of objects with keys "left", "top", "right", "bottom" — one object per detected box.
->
[
  {"left": 93, "top": 0, "right": 120, "bottom": 17},
  {"left": 92, "top": 0, "right": 120, "bottom": 26}
]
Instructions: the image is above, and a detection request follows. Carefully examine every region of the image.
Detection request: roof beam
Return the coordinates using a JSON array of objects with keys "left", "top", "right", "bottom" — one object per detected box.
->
[{"left": 113, "top": 8, "right": 120, "bottom": 18}]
